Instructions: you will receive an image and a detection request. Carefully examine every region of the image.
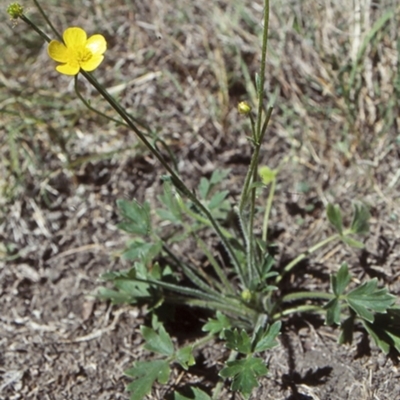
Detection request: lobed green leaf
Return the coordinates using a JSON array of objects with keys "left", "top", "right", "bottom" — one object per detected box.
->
[
  {"left": 224, "top": 329, "right": 252, "bottom": 354},
  {"left": 346, "top": 279, "right": 396, "bottom": 323},
  {"left": 122, "top": 239, "right": 162, "bottom": 263},
  {"left": 176, "top": 346, "right": 196, "bottom": 370},
  {"left": 174, "top": 388, "right": 212, "bottom": 400},
  {"left": 253, "top": 321, "right": 281, "bottom": 353},
  {"left": 125, "top": 360, "right": 170, "bottom": 400},
  {"left": 350, "top": 202, "right": 370, "bottom": 235},
  {"left": 324, "top": 298, "right": 341, "bottom": 326},
  {"left": 208, "top": 190, "right": 229, "bottom": 210},
  {"left": 331, "top": 263, "right": 351, "bottom": 296},
  {"left": 219, "top": 357, "right": 268, "bottom": 399},
  {"left": 157, "top": 180, "right": 183, "bottom": 223},
  {"left": 117, "top": 199, "right": 151, "bottom": 235},
  {"left": 141, "top": 325, "right": 174, "bottom": 356},
  {"left": 361, "top": 308, "right": 400, "bottom": 354},
  {"left": 202, "top": 311, "right": 231, "bottom": 338},
  {"left": 326, "top": 203, "right": 343, "bottom": 235},
  {"left": 210, "top": 169, "right": 231, "bottom": 185}
]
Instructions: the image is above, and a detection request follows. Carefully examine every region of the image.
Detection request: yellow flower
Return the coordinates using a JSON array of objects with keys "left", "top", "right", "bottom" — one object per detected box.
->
[{"left": 48, "top": 27, "right": 106, "bottom": 76}]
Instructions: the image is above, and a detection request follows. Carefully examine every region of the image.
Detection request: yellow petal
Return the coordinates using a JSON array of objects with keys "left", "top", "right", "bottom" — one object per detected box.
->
[
  {"left": 86, "top": 34, "right": 107, "bottom": 56},
  {"left": 63, "top": 27, "right": 87, "bottom": 49},
  {"left": 80, "top": 55, "right": 104, "bottom": 72},
  {"left": 55, "top": 62, "right": 80, "bottom": 76},
  {"left": 48, "top": 40, "right": 69, "bottom": 62}
]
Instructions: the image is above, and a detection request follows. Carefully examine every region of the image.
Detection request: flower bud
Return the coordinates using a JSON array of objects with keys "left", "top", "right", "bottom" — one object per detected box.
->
[
  {"left": 7, "top": 3, "right": 24, "bottom": 19},
  {"left": 241, "top": 289, "right": 253, "bottom": 302},
  {"left": 238, "top": 101, "right": 252, "bottom": 115}
]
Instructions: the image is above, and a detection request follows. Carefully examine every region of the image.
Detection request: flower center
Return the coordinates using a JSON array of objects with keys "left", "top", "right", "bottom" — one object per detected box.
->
[{"left": 75, "top": 47, "right": 93, "bottom": 64}]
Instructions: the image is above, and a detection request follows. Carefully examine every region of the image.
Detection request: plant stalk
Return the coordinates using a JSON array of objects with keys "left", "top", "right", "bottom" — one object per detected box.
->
[{"left": 20, "top": 10, "right": 244, "bottom": 286}]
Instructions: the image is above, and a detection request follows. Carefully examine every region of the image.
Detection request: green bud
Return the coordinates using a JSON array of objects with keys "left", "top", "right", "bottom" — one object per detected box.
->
[
  {"left": 241, "top": 289, "right": 252, "bottom": 302},
  {"left": 238, "top": 101, "right": 252, "bottom": 115},
  {"left": 7, "top": 3, "right": 24, "bottom": 19}
]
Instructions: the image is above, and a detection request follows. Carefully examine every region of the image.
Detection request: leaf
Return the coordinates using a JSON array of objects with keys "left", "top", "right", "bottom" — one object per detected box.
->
[
  {"left": 361, "top": 308, "right": 400, "bottom": 354},
  {"left": 97, "top": 264, "right": 161, "bottom": 305},
  {"left": 157, "top": 180, "right": 183, "bottom": 223},
  {"left": 156, "top": 208, "right": 181, "bottom": 224},
  {"left": 176, "top": 346, "right": 195, "bottom": 370},
  {"left": 350, "top": 202, "right": 370, "bottom": 235},
  {"left": 202, "top": 311, "right": 231, "bottom": 339},
  {"left": 331, "top": 263, "right": 351, "bottom": 296},
  {"left": 97, "top": 287, "right": 135, "bottom": 304},
  {"left": 219, "top": 357, "right": 268, "bottom": 399},
  {"left": 248, "top": 182, "right": 265, "bottom": 191},
  {"left": 100, "top": 269, "right": 133, "bottom": 281},
  {"left": 114, "top": 278, "right": 151, "bottom": 298},
  {"left": 261, "top": 284, "right": 278, "bottom": 293},
  {"left": 208, "top": 190, "right": 229, "bottom": 210},
  {"left": 258, "top": 253, "right": 277, "bottom": 281},
  {"left": 122, "top": 239, "right": 162, "bottom": 263},
  {"left": 326, "top": 203, "right": 343, "bottom": 235},
  {"left": 362, "top": 320, "right": 390, "bottom": 354},
  {"left": 258, "top": 166, "right": 277, "bottom": 185},
  {"left": 125, "top": 360, "right": 170, "bottom": 400},
  {"left": 324, "top": 298, "right": 341, "bottom": 326},
  {"left": 141, "top": 325, "right": 174, "bottom": 356},
  {"left": 198, "top": 169, "right": 230, "bottom": 200},
  {"left": 117, "top": 199, "right": 151, "bottom": 235},
  {"left": 210, "top": 169, "right": 231, "bottom": 185},
  {"left": 198, "top": 177, "right": 211, "bottom": 199},
  {"left": 346, "top": 279, "right": 396, "bottom": 323},
  {"left": 174, "top": 387, "right": 212, "bottom": 400},
  {"left": 253, "top": 321, "right": 281, "bottom": 353},
  {"left": 225, "top": 329, "right": 252, "bottom": 354}
]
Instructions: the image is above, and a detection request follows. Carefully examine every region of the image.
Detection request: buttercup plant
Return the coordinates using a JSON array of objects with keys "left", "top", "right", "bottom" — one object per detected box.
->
[
  {"left": 47, "top": 27, "right": 107, "bottom": 75},
  {"left": 8, "top": 1, "right": 400, "bottom": 399}
]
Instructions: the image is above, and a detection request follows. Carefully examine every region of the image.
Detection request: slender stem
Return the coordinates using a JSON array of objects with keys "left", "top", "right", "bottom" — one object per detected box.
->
[
  {"left": 249, "top": 113, "right": 256, "bottom": 137},
  {"left": 165, "top": 296, "right": 254, "bottom": 321},
  {"left": 238, "top": 139, "right": 259, "bottom": 213},
  {"left": 191, "top": 333, "right": 215, "bottom": 351},
  {"left": 20, "top": 14, "right": 51, "bottom": 42},
  {"left": 20, "top": 11, "right": 244, "bottom": 286},
  {"left": 83, "top": 71, "right": 244, "bottom": 284},
  {"left": 262, "top": 177, "right": 276, "bottom": 242},
  {"left": 275, "top": 234, "right": 340, "bottom": 284},
  {"left": 74, "top": 76, "right": 129, "bottom": 127},
  {"left": 135, "top": 277, "right": 223, "bottom": 303},
  {"left": 282, "top": 291, "right": 334, "bottom": 302},
  {"left": 162, "top": 243, "right": 225, "bottom": 296},
  {"left": 246, "top": 162, "right": 258, "bottom": 284},
  {"left": 260, "top": 105, "right": 273, "bottom": 141},
  {"left": 238, "top": 0, "right": 271, "bottom": 212},
  {"left": 179, "top": 200, "right": 233, "bottom": 239},
  {"left": 33, "top": 0, "right": 62, "bottom": 40},
  {"left": 255, "top": 0, "right": 270, "bottom": 142},
  {"left": 238, "top": 107, "right": 273, "bottom": 213},
  {"left": 272, "top": 304, "right": 324, "bottom": 320},
  {"left": 194, "top": 234, "right": 236, "bottom": 295}
]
